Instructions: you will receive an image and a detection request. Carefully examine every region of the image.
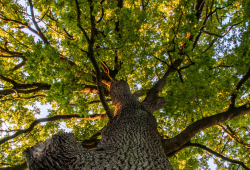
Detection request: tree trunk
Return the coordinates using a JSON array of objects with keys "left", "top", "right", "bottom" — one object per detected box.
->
[{"left": 23, "top": 80, "right": 173, "bottom": 169}]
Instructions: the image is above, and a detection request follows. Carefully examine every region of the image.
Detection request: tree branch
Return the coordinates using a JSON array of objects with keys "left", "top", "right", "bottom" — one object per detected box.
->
[
  {"left": 0, "top": 95, "right": 46, "bottom": 102},
  {"left": 185, "top": 142, "right": 250, "bottom": 170},
  {"left": 162, "top": 105, "right": 250, "bottom": 155},
  {"left": 230, "top": 67, "right": 250, "bottom": 109},
  {"left": 0, "top": 114, "right": 106, "bottom": 145},
  {"left": 142, "top": 59, "right": 182, "bottom": 112},
  {"left": 0, "top": 74, "right": 18, "bottom": 86},
  {"left": 75, "top": 0, "right": 90, "bottom": 43},
  {"left": 217, "top": 124, "right": 250, "bottom": 151},
  {"left": 85, "top": 0, "right": 113, "bottom": 120},
  {"left": 0, "top": 162, "right": 27, "bottom": 170},
  {"left": 13, "top": 58, "right": 27, "bottom": 71},
  {"left": 0, "top": 17, "right": 38, "bottom": 36},
  {"left": 28, "top": 0, "right": 49, "bottom": 44}
]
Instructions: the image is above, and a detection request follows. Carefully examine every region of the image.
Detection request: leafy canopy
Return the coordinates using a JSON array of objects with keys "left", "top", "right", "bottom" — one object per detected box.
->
[{"left": 0, "top": 0, "right": 250, "bottom": 169}]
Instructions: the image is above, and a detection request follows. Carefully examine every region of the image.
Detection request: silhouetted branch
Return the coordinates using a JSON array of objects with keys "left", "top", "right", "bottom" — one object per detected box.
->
[
  {"left": 28, "top": 0, "right": 49, "bottom": 44},
  {"left": 0, "top": 74, "right": 17, "bottom": 86},
  {"left": 217, "top": 124, "right": 250, "bottom": 151},
  {"left": 0, "top": 114, "right": 106, "bottom": 145},
  {"left": 13, "top": 58, "right": 27, "bottom": 71},
  {"left": 0, "top": 162, "right": 27, "bottom": 170},
  {"left": 75, "top": 0, "right": 90, "bottom": 43},
  {"left": 185, "top": 142, "right": 250, "bottom": 170},
  {"left": 163, "top": 105, "right": 250, "bottom": 155},
  {"left": 142, "top": 59, "right": 182, "bottom": 112},
  {"left": 229, "top": 67, "right": 250, "bottom": 109},
  {"left": 0, "top": 95, "right": 45, "bottom": 102}
]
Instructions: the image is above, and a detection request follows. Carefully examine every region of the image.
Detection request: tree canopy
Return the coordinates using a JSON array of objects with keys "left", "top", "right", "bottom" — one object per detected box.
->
[{"left": 0, "top": 0, "right": 250, "bottom": 169}]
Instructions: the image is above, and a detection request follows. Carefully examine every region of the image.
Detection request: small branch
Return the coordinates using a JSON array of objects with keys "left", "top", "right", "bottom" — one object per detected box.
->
[
  {"left": 153, "top": 56, "right": 174, "bottom": 69},
  {"left": 229, "top": 67, "right": 250, "bottom": 109},
  {"left": 81, "top": 129, "right": 103, "bottom": 149},
  {"left": 202, "top": 38, "right": 218, "bottom": 53},
  {"left": 217, "top": 124, "right": 250, "bottom": 151},
  {"left": 0, "top": 28, "right": 30, "bottom": 49},
  {"left": 185, "top": 142, "right": 250, "bottom": 170},
  {"left": 0, "top": 114, "right": 106, "bottom": 145},
  {"left": 28, "top": 0, "right": 49, "bottom": 44},
  {"left": 0, "top": 17, "right": 38, "bottom": 36},
  {"left": 80, "top": 85, "right": 110, "bottom": 96},
  {"left": 97, "top": 5, "right": 104, "bottom": 23},
  {"left": 13, "top": 58, "right": 27, "bottom": 71},
  {"left": 0, "top": 46, "right": 23, "bottom": 56},
  {"left": 200, "top": 30, "right": 224, "bottom": 38},
  {"left": 0, "top": 95, "right": 45, "bottom": 102},
  {"left": 75, "top": 0, "right": 90, "bottom": 43}
]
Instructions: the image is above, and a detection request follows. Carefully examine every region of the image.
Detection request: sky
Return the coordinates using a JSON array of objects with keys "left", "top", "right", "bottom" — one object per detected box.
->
[{"left": 1, "top": 0, "right": 219, "bottom": 169}]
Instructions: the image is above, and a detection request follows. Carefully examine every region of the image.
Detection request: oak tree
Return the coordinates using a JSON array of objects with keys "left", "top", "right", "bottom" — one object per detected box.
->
[{"left": 0, "top": 0, "right": 250, "bottom": 169}]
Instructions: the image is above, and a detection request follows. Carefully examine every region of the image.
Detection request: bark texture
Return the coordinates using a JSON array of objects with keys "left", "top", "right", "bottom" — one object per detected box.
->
[{"left": 23, "top": 80, "right": 173, "bottom": 170}]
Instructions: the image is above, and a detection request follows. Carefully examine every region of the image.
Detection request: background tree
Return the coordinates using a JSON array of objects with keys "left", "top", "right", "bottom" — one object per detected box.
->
[{"left": 0, "top": 0, "right": 250, "bottom": 169}]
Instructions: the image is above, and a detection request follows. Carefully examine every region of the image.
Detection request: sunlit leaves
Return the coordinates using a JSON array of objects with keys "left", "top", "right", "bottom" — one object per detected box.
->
[{"left": 0, "top": 0, "right": 250, "bottom": 169}]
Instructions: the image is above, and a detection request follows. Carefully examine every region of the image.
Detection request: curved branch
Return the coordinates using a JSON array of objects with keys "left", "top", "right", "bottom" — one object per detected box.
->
[
  {"left": 217, "top": 124, "right": 250, "bottom": 151},
  {"left": 230, "top": 67, "right": 250, "bottom": 109},
  {"left": 0, "top": 114, "right": 107, "bottom": 145},
  {"left": 185, "top": 142, "right": 250, "bottom": 170},
  {"left": 0, "top": 74, "right": 17, "bottom": 86},
  {"left": 163, "top": 105, "right": 250, "bottom": 155},
  {"left": 0, "top": 17, "right": 38, "bottom": 36}
]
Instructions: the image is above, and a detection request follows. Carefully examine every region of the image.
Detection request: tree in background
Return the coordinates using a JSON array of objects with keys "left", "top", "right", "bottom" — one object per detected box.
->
[{"left": 0, "top": 0, "right": 250, "bottom": 169}]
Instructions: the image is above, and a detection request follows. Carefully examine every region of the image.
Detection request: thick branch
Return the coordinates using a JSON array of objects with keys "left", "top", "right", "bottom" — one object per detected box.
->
[
  {"left": 142, "top": 59, "right": 182, "bottom": 112},
  {"left": 0, "top": 74, "right": 17, "bottom": 86},
  {"left": 163, "top": 105, "right": 250, "bottom": 154},
  {"left": 0, "top": 162, "right": 27, "bottom": 170},
  {"left": 0, "top": 83, "right": 51, "bottom": 98},
  {"left": 0, "top": 114, "right": 106, "bottom": 145},
  {"left": 185, "top": 142, "right": 250, "bottom": 170},
  {"left": 195, "top": 0, "right": 205, "bottom": 20}
]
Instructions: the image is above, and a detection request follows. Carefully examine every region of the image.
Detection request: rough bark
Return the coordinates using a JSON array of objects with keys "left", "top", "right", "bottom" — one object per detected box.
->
[{"left": 23, "top": 80, "right": 173, "bottom": 169}]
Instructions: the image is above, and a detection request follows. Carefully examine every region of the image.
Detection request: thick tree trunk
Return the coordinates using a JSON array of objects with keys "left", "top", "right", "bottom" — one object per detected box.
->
[{"left": 23, "top": 81, "right": 173, "bottom": 169}]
